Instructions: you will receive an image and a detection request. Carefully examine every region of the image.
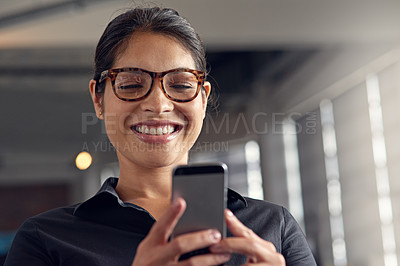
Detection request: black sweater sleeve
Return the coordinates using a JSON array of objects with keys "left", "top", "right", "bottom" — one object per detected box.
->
[
  {"left": 281, "top": 207, "right": 317, "bottom": 266},
  {"left": 4, "top": 219, "right": 53, "bottom": 266}
]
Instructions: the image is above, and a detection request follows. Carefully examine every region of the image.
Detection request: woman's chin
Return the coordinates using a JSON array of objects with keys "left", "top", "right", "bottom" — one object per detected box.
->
[
  {"left": 118, "top": 148, "right": 188, "bottom": 169},
  {"left": 139, "top": 157, "right": 186, "bottom": 170}
]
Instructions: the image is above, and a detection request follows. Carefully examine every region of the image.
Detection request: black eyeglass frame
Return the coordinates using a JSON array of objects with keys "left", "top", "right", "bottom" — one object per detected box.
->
[{"left": 96, "top": 67, "right": 206, "bottom": 103}]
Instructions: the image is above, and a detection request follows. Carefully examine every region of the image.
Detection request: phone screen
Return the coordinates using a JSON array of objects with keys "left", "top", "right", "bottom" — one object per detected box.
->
[{"left": 171, "top": 163, "right": 228, "bottom": 239}]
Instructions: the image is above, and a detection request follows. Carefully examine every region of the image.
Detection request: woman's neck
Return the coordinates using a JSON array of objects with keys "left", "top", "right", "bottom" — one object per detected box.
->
[
  {"left": 113, "top": 152, "right": 189, "bottom": 219},
  {"left": 116, "top": 163, "right": 173, "bottom": 201},
  {"left": 115, "top": 160, "right": 180, "bottom": 220}
]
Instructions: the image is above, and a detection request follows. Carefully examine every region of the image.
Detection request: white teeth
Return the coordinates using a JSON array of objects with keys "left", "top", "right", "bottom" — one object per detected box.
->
[{"left": 135, "top": 125, "right": 176, "bottom": 135}]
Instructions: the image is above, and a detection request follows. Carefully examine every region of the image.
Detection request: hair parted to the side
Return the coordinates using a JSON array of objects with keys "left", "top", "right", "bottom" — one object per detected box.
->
[{"left": 93, "top": 7, "right": 207, "bottom": 94}]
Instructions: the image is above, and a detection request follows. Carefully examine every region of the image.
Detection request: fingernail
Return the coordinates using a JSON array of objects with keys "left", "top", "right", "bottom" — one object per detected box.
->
[
  {"left": 210, "top": 230, "right": 221, "bottom": 241},
  {"left": 226, "top": 209, "right": 233, "bottom": 217}
]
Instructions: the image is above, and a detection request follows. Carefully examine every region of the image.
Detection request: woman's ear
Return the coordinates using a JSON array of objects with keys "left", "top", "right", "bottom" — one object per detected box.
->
[
  {"left": 203, "top": 81, "right": 211, "bottom": 98},
  {"left": 89, "top": 79, "right": 104, "bottom": 120},
  {"left": 202, "top": 81, "right": 211, "bottom": 118}
]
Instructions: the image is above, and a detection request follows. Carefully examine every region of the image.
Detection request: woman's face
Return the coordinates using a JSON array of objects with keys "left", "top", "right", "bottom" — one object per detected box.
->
[{"left": 90, "top": 32, "right": 210, "bottom": 169}]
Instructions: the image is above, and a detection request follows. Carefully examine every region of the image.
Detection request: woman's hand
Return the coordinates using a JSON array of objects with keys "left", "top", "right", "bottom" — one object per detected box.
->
[
  {"left": 209, "top": 210, "right": 286, "bottom": 266},
  {"left": 131, "top": 198, "right": 231, "bottom": 266}
]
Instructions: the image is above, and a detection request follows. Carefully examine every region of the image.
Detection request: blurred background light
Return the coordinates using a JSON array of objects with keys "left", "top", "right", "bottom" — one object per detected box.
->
[
  {"left": 245, "top": 140, "right": 264, "bottom": 200},
  {"left": 366, "top": 74, "right": 398, "bottom": 266},
  {"left": 75, "top": 151, "right": 92, "bottom": 170},
  {"left": 320, "top": 99, "right": 347, "bottom": 266},
  {"left": 283, "top": 119, "right": 305, "bottom": 232}
]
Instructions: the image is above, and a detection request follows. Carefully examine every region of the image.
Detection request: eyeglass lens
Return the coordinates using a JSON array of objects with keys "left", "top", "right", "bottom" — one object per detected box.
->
[{"left": 114, "top": 70, "right": 199, "bottom": 101}]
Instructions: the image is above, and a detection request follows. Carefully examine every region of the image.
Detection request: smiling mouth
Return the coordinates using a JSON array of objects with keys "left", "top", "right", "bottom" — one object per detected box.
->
[{"left": 132, "top": 125, "right": 181, "bottom": 136}]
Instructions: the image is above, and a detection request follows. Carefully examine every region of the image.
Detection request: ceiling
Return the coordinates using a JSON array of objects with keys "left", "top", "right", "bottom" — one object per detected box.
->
[{"left": 1, "top": 0, "right": 400, "bottom": 49}]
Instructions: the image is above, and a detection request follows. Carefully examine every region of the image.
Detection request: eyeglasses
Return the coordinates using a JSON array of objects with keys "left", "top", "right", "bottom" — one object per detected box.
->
[{"left": 97, "top": 67, "right": 206, "bottom": 102}]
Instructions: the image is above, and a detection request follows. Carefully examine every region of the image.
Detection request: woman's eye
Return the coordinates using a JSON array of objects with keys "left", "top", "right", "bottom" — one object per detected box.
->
[
  {"left": 168, "top": 82, "right": 195, "bottom": 89},
  {"left": 118, "top": 84, "right": 144, "bottom": 90},
  {"left": 118, "top": 84, "right": 143, "bottom": 90},
  {"left": 116, "top": 73, "right": 147, "bottom": 90},
  {"left": 171, "top": 84, "right": 192, "bottom": 89}
]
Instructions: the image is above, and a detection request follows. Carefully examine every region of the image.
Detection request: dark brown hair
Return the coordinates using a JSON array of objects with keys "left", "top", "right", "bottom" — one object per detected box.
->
[{"left": 93, "top": 7, "right": 207, "bottom": 93}]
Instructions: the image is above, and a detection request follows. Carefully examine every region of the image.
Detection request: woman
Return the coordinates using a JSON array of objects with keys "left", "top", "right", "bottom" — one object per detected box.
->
[{"left": 5, "top": 7, "right": 316, "bottom": 266}]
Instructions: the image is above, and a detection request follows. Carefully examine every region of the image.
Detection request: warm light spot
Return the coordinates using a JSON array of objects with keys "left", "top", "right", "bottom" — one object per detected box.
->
[{"left": 75, "top": 151, "right": 92, "bottom": 170}]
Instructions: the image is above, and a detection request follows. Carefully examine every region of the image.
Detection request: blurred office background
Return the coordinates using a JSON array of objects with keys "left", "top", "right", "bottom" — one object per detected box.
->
[{"left": 1, "top": 0, "right": 400, "bottom": 265}]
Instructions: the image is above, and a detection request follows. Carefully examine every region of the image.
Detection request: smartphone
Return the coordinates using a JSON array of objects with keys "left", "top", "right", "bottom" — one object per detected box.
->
[{"left": 171, "top": 163, "right": 228, "bottom": 239}]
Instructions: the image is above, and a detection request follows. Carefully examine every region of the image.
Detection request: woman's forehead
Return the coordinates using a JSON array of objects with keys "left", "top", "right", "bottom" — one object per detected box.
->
[{"left": 113, "top": 32, "right": 196, "bottom": 71}]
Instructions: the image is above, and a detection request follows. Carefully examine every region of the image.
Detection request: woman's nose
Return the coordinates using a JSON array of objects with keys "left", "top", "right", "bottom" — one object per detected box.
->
[{"left": 139, "top": 80, "right": 174, "bottom": 114}]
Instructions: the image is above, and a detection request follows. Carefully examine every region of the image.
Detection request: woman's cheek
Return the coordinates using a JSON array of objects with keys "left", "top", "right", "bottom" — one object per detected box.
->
[{"left": 103, "top": 113, "right": 128, "bottom": 142}]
